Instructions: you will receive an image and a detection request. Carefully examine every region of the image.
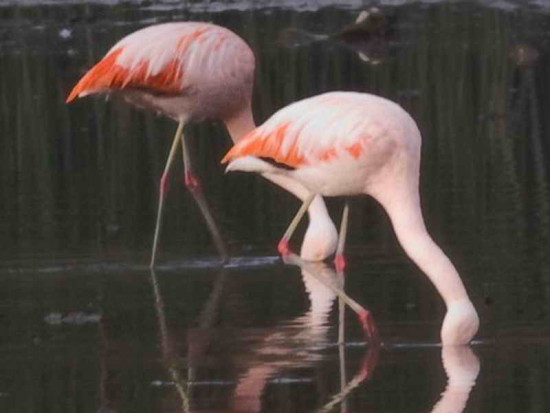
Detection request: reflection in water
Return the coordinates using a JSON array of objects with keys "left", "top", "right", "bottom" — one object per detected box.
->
[
  {"left": 0, "top": 1, "right": 549, "bottom": 411},
  {"left": 278, "top": 7, "right": 390, "bottom": 64},
  {"left": 284, "top": 252, "right": 378, "bottom": 343},
  {"left": 149, "top": 269, "right": 191, "bottom": 412},
  {"left": 149, "top": 263, "right": 379, "bottom": 412},
  {"left": 231, "top": 263, "right": 379, "bottom": 412},
  {"left": 230, "top": 266, "right": 334, "bottom": 411},
  {"left": 333, "top": 7, "right": 390, "bottom": 65},
  {"left": 149, "top": 263, "right": 476, "bottom": 412},
  {"left": 431, "top": 346, "right": 479, "bottom": 413},
  {"left": 509, "top": 44, "right": 540, "bottom": 68},
  {"left": 316, "top": 347, "right": 379, "bottom": 413}
]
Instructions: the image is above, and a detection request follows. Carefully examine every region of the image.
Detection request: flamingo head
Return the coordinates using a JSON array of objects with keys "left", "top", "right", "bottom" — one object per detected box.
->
[{"left": 440, "top": 300, "right": 479, "bottom": 346}]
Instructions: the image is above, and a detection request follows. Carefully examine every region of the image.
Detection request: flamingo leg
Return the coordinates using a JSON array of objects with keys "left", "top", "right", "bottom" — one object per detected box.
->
[
  {"left": 277, "top": 193, "right": 316, "bottom": 256},
  {"left": 180, "top": 130, "right": 229, "bottom": 263},
  {"left": 149, "top": 269, "right": 191, "bottom": 410},
  {"left": 338, "top": 269, "right": 347, "bottom": 411},
  {"left": 338, "top": 271, "right": 346, "bottom": 347},
  {"left": 150, "top": 121, "right": 184, "bottom": 269},
  {"left": 283, "top": 252, "right": 378, "bottom": 343},
  {"left": 335, "top": 201, "right": 350, "bottom": 273},
  {"left": 336, "top": 203, "right": 349, "bottom": 347}
]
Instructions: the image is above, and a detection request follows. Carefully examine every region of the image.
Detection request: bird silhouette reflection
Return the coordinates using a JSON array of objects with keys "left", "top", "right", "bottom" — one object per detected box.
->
[
  {"left": 431, "top": 346, "right": 479, "bottom": 413},
  {"left": 148, "top": 264, "right": 379, "bottom": 412},
  {"left": 278, "top": 7, "right": 392, "bottom": 65}
]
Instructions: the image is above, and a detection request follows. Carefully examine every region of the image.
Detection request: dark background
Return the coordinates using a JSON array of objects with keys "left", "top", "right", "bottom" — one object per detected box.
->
[{"left": 0, "top": 1, "right": 549, "bottom": 411}]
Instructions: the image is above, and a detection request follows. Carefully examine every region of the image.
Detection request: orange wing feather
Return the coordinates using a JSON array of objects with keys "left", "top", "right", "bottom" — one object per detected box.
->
[
  {"left": 222, "top": 123, "right": 306, "bottom": 168},
  {"left": 66, "top": 48, "right": 184, "bottom": 103},
  {"left": 66, "top": 26, "right": 211, "bottom": 103},
  {"left": 222, "top": 124, "right": 367, "bottom": 168},
  {"left": 222, "top": 92, "right": 402, "bottom": 168}
]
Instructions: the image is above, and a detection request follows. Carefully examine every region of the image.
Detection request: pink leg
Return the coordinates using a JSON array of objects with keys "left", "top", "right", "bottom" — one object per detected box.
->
[
  {"left": 334, "top": 202, "right": 379, "bottom": 342},
  {"left": 150, "top": 123, "right": 184, "bottom": 268},
  {"left": 334, "top": 202, "right": 350, "bottom": 273},
  {"left": 149, "top": 269, "right": 191, "bottom": 410},
  {"left": 278, "top": 194, "right": 316, "bottom": 257},
  {"left": 334, "top": 254, "right": 346, "bottom": 273},
  {"left": 184, "top": 170, "right": 200, "bottom": 190},
  {"left": 356, "top": 338, "right": 380, "bottom": 383},
  {"left": 160, "top": 172, "right": 171, "bottom": 194},
  {"left": 283, "top": 253, "right": 378, "bottom": 343},
  {"left": 180, "top": 132, "right": 229, "bottom": 263},
  {"left": 277, "top": 238, "right": 290, "bottom": 256},
  {"left": 358, "top": 309, "right": 379, "bottom": 343},
  {"left": 336, "top": 202, "right": 349, "bottom": 347},
  {"left": 316, "top": 336, "right": 380, "bottom": 413}
]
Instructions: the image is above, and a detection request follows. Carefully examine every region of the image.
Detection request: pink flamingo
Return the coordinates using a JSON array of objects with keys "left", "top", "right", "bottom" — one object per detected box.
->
[
  {"left": 66, "top": 22, "right": 337, "bottom": 267},
  {"left": 223, "top": 91, "right": 479, "bottom": 345}
]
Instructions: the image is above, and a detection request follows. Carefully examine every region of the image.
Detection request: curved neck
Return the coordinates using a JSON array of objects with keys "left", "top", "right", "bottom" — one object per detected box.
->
[
  {"left": 375, "top": 186, "right": 471, "bottom": 308},
  {"left": 232, "top": 365, "right": 273, "bottom": 412},
  {"left": 224, "top": 103, "right": 256, "bottom": 143},
  {"left": 431, "top": 346, "right": 479, "bottom": 412},
  {"left": 224, "top": 103, "right": 337, "bottom": 260},
  {"left": 263, "top": 172, "right": 336, "bottom": 257}
]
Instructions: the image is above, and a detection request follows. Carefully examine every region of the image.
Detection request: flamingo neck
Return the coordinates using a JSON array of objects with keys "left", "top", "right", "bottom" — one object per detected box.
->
[
  {"left": 374, "top": 185, "right": 478, "bottom": 344},
  {"left": 224, "top": 145, "right": 338, "bottom": 260},
  {"left": 232, "top": 365, "right": 273, "bottom": 412},
  {"left": 263, "top": 173, "right": 338, "bottom": 260},
  {"left": 223, "top": 104, "right": 338, "bottom": 261},
  {"left": 224, "top": 103, "right": 256, "bottom": 143},
  {"left": 387, "top": 191, "right": 469, "bottom": 304},
  {"left": 432, "top": 346, "right": 479, "bottom": 412},
  {"left": 301, "top": 267, "right": 337, "bottom": 325}
]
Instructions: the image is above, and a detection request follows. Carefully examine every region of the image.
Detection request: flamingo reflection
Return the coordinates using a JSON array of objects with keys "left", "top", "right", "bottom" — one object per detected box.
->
[
  {"left": 431, "top": 346, "right": 480, "bottom": 413},
  {"left": 148, "top": 264, "right": 379, "bottom": 412},
  {"left": 231, "top": 263, "right": 379, "bottom": 412},
  {"left": 149, "top": 268, "right": 191, "bottom": 412}
]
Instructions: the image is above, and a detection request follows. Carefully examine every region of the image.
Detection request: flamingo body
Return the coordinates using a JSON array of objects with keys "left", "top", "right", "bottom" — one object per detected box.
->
[
  {"left": 224, "top": 91, "right": 479, "bottom": 345},
  {"left": 67, "top": 22, "right": 255, "bottom": 121},
  {"left": 67, "top": 22, "right": 338, "bottom": 264},
  {"left": 223, "top": 92, "right": 419, "bottom": 196}
]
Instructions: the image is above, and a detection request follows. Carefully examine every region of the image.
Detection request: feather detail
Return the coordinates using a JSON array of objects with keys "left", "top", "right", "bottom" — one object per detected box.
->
[
  {"left": 66, "top": 23, "right": 245, "bottom": 103},
  {"left": 222, "top": 92, "right": 407, "bottom": 168},
  {"left": 66, "top": 47, "right": 185, "bottom": 102},
  {"left": 222, "top": 122, "right": 306, "bottom": 167}
]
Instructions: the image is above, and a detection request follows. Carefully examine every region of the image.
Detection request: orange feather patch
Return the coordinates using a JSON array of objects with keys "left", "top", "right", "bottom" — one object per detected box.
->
[
  {"left": 222, "top": 123, "right": 307, "bottom": 168},
  {"left": 66, "top": 47, "right": 185, "bottom": 102},
  {"left": 176, "top": 26, "right": 209, "bottom": 52},
  {"left": 346, "top": 141, "right": 363, "bottom": 159},
  {"left": 223, "top": 129, "right": 368, "bottom": 167},
  {"left": 66, "top": 26, "right": 212, "bottom": 103}
]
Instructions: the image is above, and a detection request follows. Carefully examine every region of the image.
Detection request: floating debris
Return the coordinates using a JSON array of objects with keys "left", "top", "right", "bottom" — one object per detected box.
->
[
  {"left": 44, "top": 311, "right": 101, "bottom": 325},
  {"left": 58, "top": 28, "right": 72, "bottom": 39}
]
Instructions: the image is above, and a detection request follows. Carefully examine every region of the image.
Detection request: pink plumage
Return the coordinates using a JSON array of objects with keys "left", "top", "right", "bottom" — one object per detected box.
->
[
  {"left": 67, "top": 22, "right": 255, "bottom": 121},
  {"left": 66, "top": 22, "right": 339, "bottom": 267},
  {"left": 224, "top": 91, "right": 479, "bottom": 345},
  {"left": 66, "top": 22, "right": 258, "bottom": 267},
  {"left": 223, "top": 91, "right": 420, "bottom": 195}
]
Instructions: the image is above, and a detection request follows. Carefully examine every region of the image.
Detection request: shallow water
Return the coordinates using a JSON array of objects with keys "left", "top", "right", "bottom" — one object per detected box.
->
[{"left": 1, "top": 0, "right": 550, "bottom": 411}]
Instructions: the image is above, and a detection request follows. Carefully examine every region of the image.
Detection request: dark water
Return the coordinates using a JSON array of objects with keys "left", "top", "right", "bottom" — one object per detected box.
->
[{"left": 1, "top": 0, "right": 550, "bottom": 411}]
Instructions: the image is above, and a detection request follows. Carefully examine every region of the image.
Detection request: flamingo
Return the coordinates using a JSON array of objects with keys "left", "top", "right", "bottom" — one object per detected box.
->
[
  {"left": 66, "top": 22, "right": 337, "bottom": 267},
  {"left": 223, "top": 91, "right": 479, "bottom": 345}
]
